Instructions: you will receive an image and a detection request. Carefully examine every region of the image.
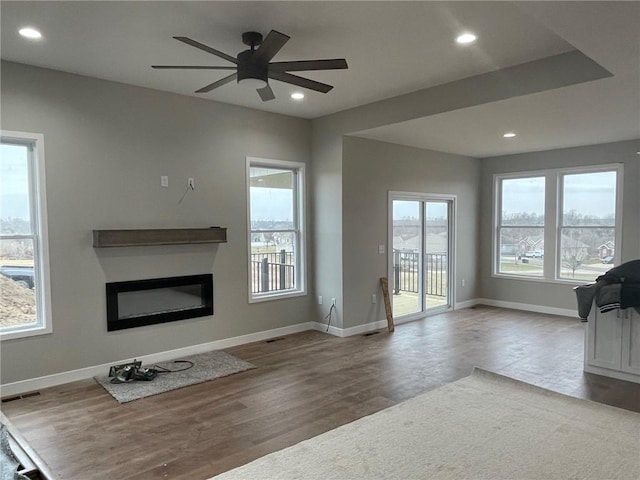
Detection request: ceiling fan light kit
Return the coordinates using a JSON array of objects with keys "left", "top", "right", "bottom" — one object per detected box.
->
[
  {"left": 152, "top": 29, "right": 348, "bottom": 102},
  {"left": 238, "top": 77, "right": 268, "bottom": 89}
]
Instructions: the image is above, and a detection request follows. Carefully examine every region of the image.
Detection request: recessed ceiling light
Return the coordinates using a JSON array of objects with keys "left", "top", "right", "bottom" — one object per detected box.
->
[
  {"left": 503, "top": 132, "right": 517, "bottom": 138},
  {"left": 291, "top": 92, "right": 305, "bottom": 101},
  {"left": 456, "top": 32, "right": 477, "bottom": 45},
  {"left": 19, "top": 27, "right": 42, "bottom": 40}
]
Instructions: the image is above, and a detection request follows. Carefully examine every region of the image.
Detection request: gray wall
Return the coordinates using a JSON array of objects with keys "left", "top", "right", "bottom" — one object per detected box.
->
[
  {"left": 479, "top": 139, "right": 640, "bottom": 310},
  {"left": 342, "top": 137, "right": 480, "bottom": 328},
  {"left": 0, "top": 61, "right": 312, "bottom": 384},
  {"left": 310, "top": 121, "right": 345, "bottom": 327},
  {"left": 2, "top": 58, "right": 636, "bottom": 385},
  {"left": 308, "top": 50, "right": 607, "bottom": 329}
]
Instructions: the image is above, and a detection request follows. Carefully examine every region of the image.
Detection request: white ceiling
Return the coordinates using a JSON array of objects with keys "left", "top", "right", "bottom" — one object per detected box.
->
[
  {"left": 355, "top": 2, "right": 640, "bottom": 157},
  {"left": 1, "top": 1, "right": 638, "bottom": 157}
]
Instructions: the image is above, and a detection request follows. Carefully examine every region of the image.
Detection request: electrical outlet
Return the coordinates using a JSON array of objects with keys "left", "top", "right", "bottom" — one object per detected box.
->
[
  {"left": 378, "top": 244, "right": 385, "bottom": 254},
  {"left": 188, "top": 177, "right": 195, "bottom": 189},
  {"left": 331, "top": 298, "right": 336, "bottom": 306},
  {"left": 318, "top": 295, "right": 323, "bottom": 305},
  {"left": 371, "top": 294, "right": 377, "bottom": 304},
  {"left": 161, "top": 176, "right": 168, "bottom": 187},
  {"left": 461, "top": 279, "right": 466, "bottom": 287}
]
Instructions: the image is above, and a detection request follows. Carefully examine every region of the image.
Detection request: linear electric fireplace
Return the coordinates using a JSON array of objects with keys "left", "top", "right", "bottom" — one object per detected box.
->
[{"left": 106, "top": 274, "right": 213, "bottom": 331}]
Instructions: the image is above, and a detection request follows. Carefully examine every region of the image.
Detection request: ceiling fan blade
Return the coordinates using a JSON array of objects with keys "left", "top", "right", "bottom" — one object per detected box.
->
[
  {"left": 173, "top": 36, "right": 237, "bottom": 64},
  {"left": 257, "top": 85, "right": 275, "bottom": 102},
  {"left": 195, "top": 73, "right": 237, "bottom": 93},
  {"left": 268, "top": 71, "right": 333, "bottom": 93},
  {"left": 269, "top": 59, "right": 348, "bottom": 72},
  {"left": 152, "top": 65, "right": 237, "bottom": 70},
  {"left": 253, "top": 30, "right": 290, "bottom": 63}
]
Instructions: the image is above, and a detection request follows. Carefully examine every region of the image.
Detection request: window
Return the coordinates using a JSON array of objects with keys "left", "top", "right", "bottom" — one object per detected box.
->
[
  {"left": 1, "top": 131, "right": 52, "bottom": 339},
  {"left": 494, "top": 165, "right": 622, "bottom": 284},
  {"left": 247, "top": 158, "right": 305, "bottom": 302},
  {"left": 496, "top": 176, "right": 545, "bottom": 277}
]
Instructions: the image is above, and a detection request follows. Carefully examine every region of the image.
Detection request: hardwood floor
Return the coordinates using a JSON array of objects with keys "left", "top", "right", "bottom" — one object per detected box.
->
[{"left": 2, "top": 306, "right": 639, "bottom": 480}]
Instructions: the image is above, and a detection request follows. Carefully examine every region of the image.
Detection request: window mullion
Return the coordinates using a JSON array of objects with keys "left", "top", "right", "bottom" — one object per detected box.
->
[{"left": 546, "top": 172, "right": 558, "bottom": 281}]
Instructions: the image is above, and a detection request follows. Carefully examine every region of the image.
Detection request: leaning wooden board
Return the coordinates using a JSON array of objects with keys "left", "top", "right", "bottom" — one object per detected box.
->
[{"left": 380, "top": 277, "right": 395, "bottom": 332}]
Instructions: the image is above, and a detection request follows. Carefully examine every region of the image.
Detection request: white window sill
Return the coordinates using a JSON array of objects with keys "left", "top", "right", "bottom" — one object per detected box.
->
[
  {"left": 1, "top": 323, "right": 52, "bottom": 341},
  {"left": 492, "top": 273, "right": 595, "bottom": 286},
  {"left": 249, "top": 290, "right": 306, "bottom": 304}
]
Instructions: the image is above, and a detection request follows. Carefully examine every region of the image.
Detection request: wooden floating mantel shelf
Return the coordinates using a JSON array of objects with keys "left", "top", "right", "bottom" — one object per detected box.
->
[{"left": 93, "top": 228, "right": 227, "bottom": 248}]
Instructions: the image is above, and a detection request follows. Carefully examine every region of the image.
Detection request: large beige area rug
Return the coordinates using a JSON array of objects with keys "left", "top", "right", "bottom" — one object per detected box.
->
[{"left": 212, "top": 368, "right": 640, "bottom": 480}]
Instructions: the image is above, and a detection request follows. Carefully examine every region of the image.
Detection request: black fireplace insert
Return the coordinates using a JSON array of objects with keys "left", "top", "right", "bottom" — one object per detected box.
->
[{"left": 106, "top": 274, "right": 213, "bottom": 331}]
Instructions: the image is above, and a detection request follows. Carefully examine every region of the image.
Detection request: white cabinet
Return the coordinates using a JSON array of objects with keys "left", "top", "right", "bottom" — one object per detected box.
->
[
  {"left": 621, "top": 309, "right": 640, "bottom": 375},
  {"left": 584, "top": 306, "right": 640, "bottom": 383}
]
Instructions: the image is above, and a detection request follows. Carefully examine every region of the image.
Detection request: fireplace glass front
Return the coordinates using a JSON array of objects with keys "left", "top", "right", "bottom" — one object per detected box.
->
[{"left": 106, "top": 274, "right": 213, "bottom": 331}]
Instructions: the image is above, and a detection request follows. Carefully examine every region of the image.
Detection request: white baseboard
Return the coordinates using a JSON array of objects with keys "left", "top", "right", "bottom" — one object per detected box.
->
[
  {"left": 0, "top": 322, "right": 314, "bottom": 398},
  {"left": 313, "top": 314, "right": 426, "bottom": 338},
  {"left": 313, "top": 299, "right": 577, "bottom": 339},
  {"left": 454, "top": 299, "right": 479, "bottom": 309},
  {"left": 314, "top": 320, "right": 387, "bottom": 337},
  {"left": 311, "top": 322, "right": 348, "bottom": 337},
  {"left": 475, "top": 298, "right": 578, "bottom": 318}
]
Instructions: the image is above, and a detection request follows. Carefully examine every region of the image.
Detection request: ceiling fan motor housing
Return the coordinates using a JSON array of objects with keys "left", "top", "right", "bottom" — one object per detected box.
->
[{"left": 237, "top": 49, "right": 268, "bottom": 86}]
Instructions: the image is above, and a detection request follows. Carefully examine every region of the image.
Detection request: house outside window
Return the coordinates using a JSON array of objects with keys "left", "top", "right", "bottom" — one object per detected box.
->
[
  {"left": 246, "top": 157, "right": 305, "bottom": 302},
  {"left": 1, "top": 131, "right": 52, "bottom": 340},
  {"left": 494, "top": 164, "right": 622, "bottom": 284}
]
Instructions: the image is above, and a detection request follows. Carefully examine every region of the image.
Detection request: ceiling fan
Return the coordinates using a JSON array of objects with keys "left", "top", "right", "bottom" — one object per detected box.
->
[{"left": 152, "top": 30, "right": 348, "bottom": 101}]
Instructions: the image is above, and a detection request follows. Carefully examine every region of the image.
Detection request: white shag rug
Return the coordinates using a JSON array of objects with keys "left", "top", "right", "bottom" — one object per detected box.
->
[
  {"left": 212, "top": 368, "right": 640, "bottom": 480},
  {"left": 95, "top": 350, "right": 255, "bottom": 403}
]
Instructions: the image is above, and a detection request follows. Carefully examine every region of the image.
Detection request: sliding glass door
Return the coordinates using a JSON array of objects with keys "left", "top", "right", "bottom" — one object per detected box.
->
[
  {"left": 424, "top": 201, "right": 450, "bottom": 310},
  {"left": 391, "top": 200, "right": 423, "bottom": 317},
  {"left": 389, "top": 193, "right": 454, "bottom": 319}
]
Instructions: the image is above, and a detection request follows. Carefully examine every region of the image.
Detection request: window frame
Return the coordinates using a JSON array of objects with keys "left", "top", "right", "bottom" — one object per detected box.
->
[
  {"left": 246, "top": 157, "right": 306, "bottom": 303},
  {"left": 556, "top": 165, "right": 623, "bottom": 282},
  {"left": 494, "top": 174, "right": 547, "bottom": 279},
  {"left": 1, "top": 131, "right": 52, "bottom": 340},
  {"left": 492, "top": 163, "right": 623, "bottom": 285}
]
